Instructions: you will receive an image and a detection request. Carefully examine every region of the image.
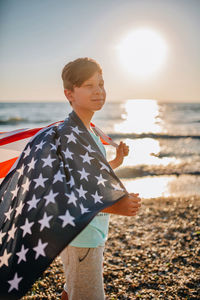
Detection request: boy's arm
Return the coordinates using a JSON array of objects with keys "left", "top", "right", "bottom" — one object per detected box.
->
[
  {"left": 101, "top": 193, "right": 141, "bottom": 216},
  {"left": 108, "top": 141, "right": 129, "bottom": 169}
]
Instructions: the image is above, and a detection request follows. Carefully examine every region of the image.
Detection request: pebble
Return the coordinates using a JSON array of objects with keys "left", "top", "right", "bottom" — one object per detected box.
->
[{"left": 22, "top": 196, "right": 200, "bottom": 299}]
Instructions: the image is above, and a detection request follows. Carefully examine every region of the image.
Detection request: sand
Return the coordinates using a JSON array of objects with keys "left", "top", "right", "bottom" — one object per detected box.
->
[{"left": 22, "top": 196, "right": 200, "bottom": 299}]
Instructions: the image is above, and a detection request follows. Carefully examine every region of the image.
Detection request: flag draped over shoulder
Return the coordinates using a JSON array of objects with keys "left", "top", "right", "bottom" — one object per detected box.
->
[{"left": 0, "top": 110, "right": 127, "bottom": 299}]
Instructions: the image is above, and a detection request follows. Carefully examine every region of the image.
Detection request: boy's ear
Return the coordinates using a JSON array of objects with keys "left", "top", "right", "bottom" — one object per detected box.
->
[{"left": 64, "top": 89, "right": 74, "bottom": 103}]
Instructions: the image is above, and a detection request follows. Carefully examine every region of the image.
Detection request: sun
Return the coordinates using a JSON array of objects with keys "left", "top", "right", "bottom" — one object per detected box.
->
[{"left": 117, "top": 28, "right": 168, "bottom": 78}]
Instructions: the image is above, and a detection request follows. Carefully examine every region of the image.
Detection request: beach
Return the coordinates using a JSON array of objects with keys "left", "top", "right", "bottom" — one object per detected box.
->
[{"left": 22, "top": 196, "right": 200, "bottom": 299}]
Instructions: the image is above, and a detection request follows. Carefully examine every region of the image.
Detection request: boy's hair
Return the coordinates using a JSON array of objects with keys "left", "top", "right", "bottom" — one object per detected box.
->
[{"left": 62, "top": 57, "right": 102, "bottom": 91}]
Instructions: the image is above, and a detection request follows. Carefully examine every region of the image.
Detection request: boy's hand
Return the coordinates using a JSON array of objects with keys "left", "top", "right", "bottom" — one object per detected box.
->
[
  {"left": 109, "top": 141, "right": 129, "bottom": 169},
  {"left": 102, "top": 193, "right": 141, "bottom": 216}
]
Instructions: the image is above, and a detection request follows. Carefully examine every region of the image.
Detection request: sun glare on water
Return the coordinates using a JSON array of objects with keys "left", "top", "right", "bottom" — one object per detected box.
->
[{"left": 117, "top": 28, "right": 168, "bottom": 77}]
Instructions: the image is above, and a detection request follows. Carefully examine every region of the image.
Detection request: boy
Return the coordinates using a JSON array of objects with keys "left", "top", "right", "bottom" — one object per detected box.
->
[{"left": 60, "top": 58, "right": 141, "bottom": 300}]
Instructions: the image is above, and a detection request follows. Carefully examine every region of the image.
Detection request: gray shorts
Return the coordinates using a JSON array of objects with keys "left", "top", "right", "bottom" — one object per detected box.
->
[{"left": 60, "top": 245, "right": 105, "bottom": 300}]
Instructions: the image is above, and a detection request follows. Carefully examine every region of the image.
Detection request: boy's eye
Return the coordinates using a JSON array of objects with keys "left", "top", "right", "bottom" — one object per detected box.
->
[{"left": 86, "top": 84, "right": 93, "bottom": 87}]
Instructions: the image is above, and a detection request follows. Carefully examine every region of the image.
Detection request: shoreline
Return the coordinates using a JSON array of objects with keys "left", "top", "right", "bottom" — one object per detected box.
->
[{"left": 23, "top": 196, "right": 200, "bottom": 299}]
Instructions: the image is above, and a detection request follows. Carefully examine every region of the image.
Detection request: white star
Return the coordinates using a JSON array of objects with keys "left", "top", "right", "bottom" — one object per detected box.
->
[
  {"left": 11, "top": 186, "right": 19, "bottom": 198},
  {"left": 67, "top": 176, "right": 75, "bottom": 188},
  {"left": 7, "top": 224, "right": 17, "bottom": 242},
  {"left": 27, "top": 195, "right": 40, "bottom": 211},
  {"left": 16, "top": 164, "right": 25, "bottom": 177},
  {"left": 21, "top": 177, "right": 31, "bottom": 194},
  {"left": 76, "top": 185, "right": 87, "bottom": 199},
  {"left": 44, "top": 190, "right": 59, "bottom": 206},
  {"left": 112, "top": 183, "right": 124, "bottom": 191},
  {"left": 83, "top": 144, "right": 95, "bottom": 153},
  {"left": 33, "top": 239, "right": 48, "bottom": 259},
  {"left": 80, "top": 152, "right": 94, "bottom": 165},
  {"left": 55, "top": 137, "right": 61, "bottom": 148},
  {"left": 15, "top": 201, "right": 25, "bottom": 218},
  {"left": 42, "top": 154, "right": 56, "bottom": 168},
  {"left": 20, "top": 218, "right": 34, "bottom": 237},
  {"left": 91, "top": 191, "right": 103, "bottom": 204},
  {"left": 38, "top": 212, "right": 53, "bottom": 231},
  {"left": 59, "top": 210, "right": 75, "bottom": 227},
  {"left": 45, "top": 127, "right": 54, "bottom": 136},
  {"left": 66, "top": 192, "right": 78, "bottom": 207},
  {"left": 53, "top": 170, "right": 65, "bottom": 184},
  {"left": 23, "top": 145, "right": 31, "bottom": 158},
  {"left": 50, "top": 143, "right": 57, "bottom": 151},
  {"left": 80, "top": 203, "right": 90, "bottom": 214},
  {"left": 71, "top": 126, "right": 83, "bottom": 135},
  {"left": 33, "top": 174, "right": 48, "bottom": 188},
  {"left": 65, "top": 132, "right": 77, "bottom": 144},
  {"left": 78, "top": 168, "right": 90, "bottom": 181},
  {"left": 0, "top": 230, "right": 6, "bottom": 244},
  {"left": 27, "top": 157, "right": 37, "bottom": 172},
  {"left": 95, "top": 174, "right": 107, "bottom": 186},
  {"left": 8, "top": 273, "right": 23, "bottom": 292},
  {"left": 35, "top": 140, "right": 45, "bottom": 151},
  {"left": 16, "top": 245, "right": 29, "bottom": 263},
  {"left": 4, "top": 206, "right": 13, "bottom": 221},
  {"left": 99, "top": 161, "right": 111, "bottom": 172},
  {"left": 0, "top": 249, "right": 12, "bottom": 267},
  {"left": 62, "top": 148, "right": 73, "bottom": 160}
]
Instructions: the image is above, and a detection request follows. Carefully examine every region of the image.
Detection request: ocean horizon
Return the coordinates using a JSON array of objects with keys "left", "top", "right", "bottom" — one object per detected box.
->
[{"left": 1, "top": 99, "right": 200, "bottom": 199}]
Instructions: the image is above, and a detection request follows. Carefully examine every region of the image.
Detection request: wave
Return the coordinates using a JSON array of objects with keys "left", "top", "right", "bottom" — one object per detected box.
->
[
  {"left": 0, "top": 117, "right": 50, "bottom": 125},
  {"left": 115, "top": 165, "right": 200, "bottom": 178},
  {"left": 109, "top": 133, "right": 200, "bottom": 140}
]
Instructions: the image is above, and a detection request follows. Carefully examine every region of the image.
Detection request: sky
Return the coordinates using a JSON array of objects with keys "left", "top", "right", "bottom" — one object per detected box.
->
[{"left": 0, "top": 0, "right": 200, "bottom": 102}]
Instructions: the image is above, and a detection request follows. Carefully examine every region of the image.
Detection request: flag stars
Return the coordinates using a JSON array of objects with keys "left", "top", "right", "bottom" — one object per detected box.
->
[
  {"left": 95, "top": 174, "right": 107, "bottom": 186},
  {"left": 76, "top": 185, "right": 87, "bottom": 199},
  {"left": 27, "top": 195, "right": 40, "bottom": 211},
  {"left": 42, "top": 154, "right": 56, "bottom": 168},
  {"left": 99, "top": 161, "right": 111, "bottom": 172},
  {"left": 0, "top": 230, "right": 6, "bottom": 245},
  {"left": 59, "top": 210, "right": 75, "bottom": 227},
  {"left": 23, "top": 145, "right": 32, "bottom": 158},
  {"left": 44, "top": 190, "right": 59, "bottom": 206},
  {"left": 66, "top": 192, "right": 78, "bottom": 207},
  {"left": 0, "top": 249, "right": 12, "bottom": 267},
  {"left": 21, "top": 177, "right": 31, "bottom": 194},
  {"left": 15, "top": 201, "right": 25, "bottom": 218},
  {"left": 4, "top": 206, "right": 13, "bottom": 221},
  {"left": 27, "top": 157, "right": 37, "bottom": 172},
  {"left": 35, "top": 140, "right": 45, "bottom": 151},
  {"left": 53, "top": 170, "right": 65, "bottom": 184},
  {"left": 11, "top": 186, "right": 19, "bottom": 198},
  {"left": 33, "top": 239, "right": 48, "bottom": 259},
  {"left": 112, "top": 183, "right": 124, "bottom": 191},
  {"left": 65, "top": 132, "right": 77, "bottom": 144},
  {"left": 78, "top": 168, "right": 90, "bottom": 181},
  {"left": 83, "top": 144, "right": 95, "bottom": 153},
  {"left": 71, "top": 126, "right": 83, "bottom": 135},
  {"left": 38, "top": 212, "right": 53, "bottom": 231},
  {"left": 16, "top": 164, "right": 25, "bottom": 178},
  {"left": 79, "top": 203, "right": 90, "bottom": 214},
  {"left": 16, "top": 245, "right": 29, "bottom": 264},
  {"left": 8, "top": 273, "right": 23, "bottom": 292},
  {"left": 80, "top": 152, "right": 94, "bottom": 165},
  {"left": 20, "top": 219, "right": 34, "bottom": 237},
  {"left": 92, "top": 191, "right": 103, "bottom": 204},
  {"left": 7, "top": 224, "right": 17, "bottom": 242},
  {"left": 62, "top": 148, "right": 73, "bottom": 160},
  {"left": 33, "top": 174, "right": 48, "bottom": 188}
]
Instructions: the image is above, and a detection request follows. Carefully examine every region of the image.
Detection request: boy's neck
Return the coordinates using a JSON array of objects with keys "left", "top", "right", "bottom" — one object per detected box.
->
[{"left": 73, "top": 108, "right": 94, "bottom": 129}]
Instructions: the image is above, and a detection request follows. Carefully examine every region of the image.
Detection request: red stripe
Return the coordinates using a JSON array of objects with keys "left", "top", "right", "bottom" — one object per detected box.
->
[
  {"left": 0, "top": 127, "right": 43, "bottom": 146},
  {"left": 0, "top": 157, "right": 18, "bottom": 178}
]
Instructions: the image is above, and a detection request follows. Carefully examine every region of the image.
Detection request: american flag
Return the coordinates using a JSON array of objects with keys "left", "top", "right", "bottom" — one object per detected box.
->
[{"left": 0, "top": 110, "right": 127, "bottom": 299}]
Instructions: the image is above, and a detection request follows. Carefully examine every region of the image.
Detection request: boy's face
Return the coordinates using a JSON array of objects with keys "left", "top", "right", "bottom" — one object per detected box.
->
[{"left": 65, "top": 71, "right": 106, "bottom": 113}]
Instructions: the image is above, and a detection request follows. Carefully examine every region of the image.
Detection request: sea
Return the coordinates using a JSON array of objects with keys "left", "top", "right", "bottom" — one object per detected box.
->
[{"left": 1, "top": 99, "right": 200, "bottom": 199}]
